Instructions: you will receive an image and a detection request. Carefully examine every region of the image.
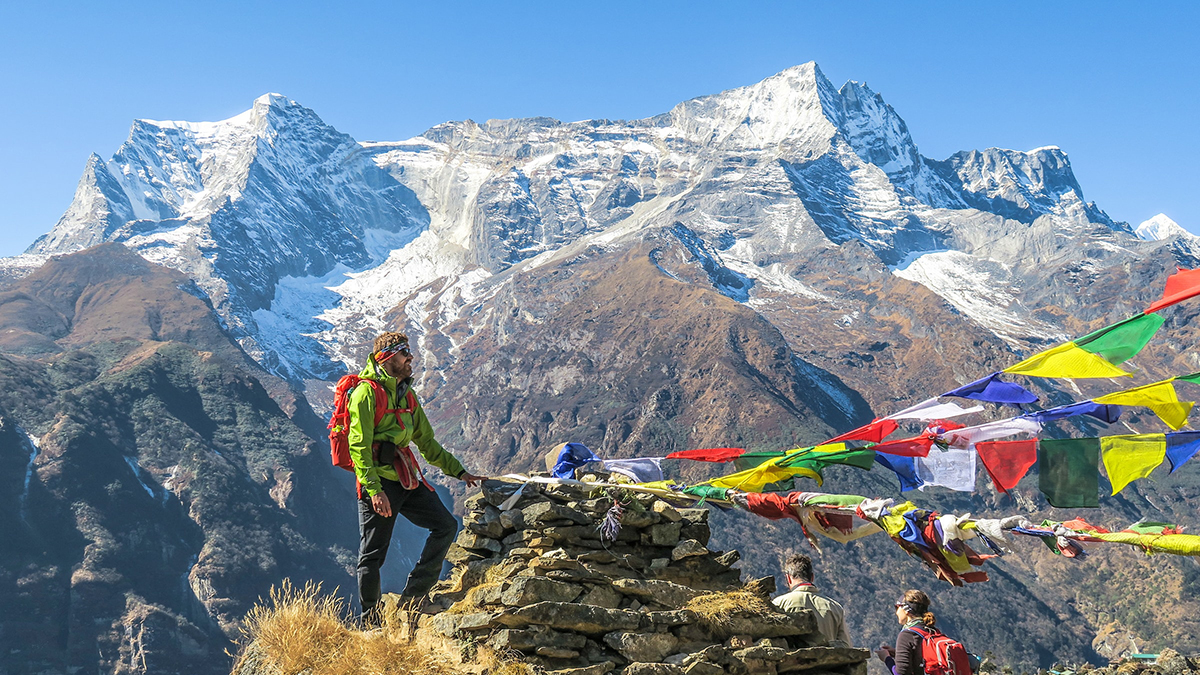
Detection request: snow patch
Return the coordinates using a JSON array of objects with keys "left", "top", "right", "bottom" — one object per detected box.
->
[{"left": 892, "top": 250, "right": 1064, "bottom": 342}]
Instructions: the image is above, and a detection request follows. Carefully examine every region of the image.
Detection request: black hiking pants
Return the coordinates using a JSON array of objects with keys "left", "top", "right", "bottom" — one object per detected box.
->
[{"left": 357, "top": 477, "right": 458, "bottom": 618}]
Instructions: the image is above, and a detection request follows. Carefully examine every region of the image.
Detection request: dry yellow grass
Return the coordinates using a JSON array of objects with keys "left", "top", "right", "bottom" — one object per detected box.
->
[
  {"left": 684, "top": 589, "right": 785, "bottom": 630},
  {"left": 231, "top": 579, "right": 535, "bottom": 675}
]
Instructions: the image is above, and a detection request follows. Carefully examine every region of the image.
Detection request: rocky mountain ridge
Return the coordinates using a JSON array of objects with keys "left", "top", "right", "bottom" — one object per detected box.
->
[{"left": 4, "top": 62, "right": 1200, "bottom": 675}]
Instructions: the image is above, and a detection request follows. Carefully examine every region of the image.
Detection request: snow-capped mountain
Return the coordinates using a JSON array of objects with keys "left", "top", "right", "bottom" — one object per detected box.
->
[
  {"left": 1136, "top": 213, "right": 1190, "bottom": 241},
  {"left": 7, "top": 62, "right": 1185, "bottom": 386}
]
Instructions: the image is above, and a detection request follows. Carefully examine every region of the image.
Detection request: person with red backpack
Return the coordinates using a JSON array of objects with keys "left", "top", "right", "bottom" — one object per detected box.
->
[
  {"left": 329, "top": 331, "right": 485, "bottom": 625},
  {"left": 875, "top": 590, "right": 976, "bottom": 675}
]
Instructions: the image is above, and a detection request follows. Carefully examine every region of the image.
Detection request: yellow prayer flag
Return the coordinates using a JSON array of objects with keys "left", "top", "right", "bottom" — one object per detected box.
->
[
  {"left": 1100, "top": 434, "right": 1167, "bottom": 495},
  {"left": 706, "top": 455, "right": 821, "bottom": 491},
  {"left": 1003, "top": 342, "right": 1132, "bottom": 379},
  {"left": 1094, "top": 379, "right": 1195, "bottom": 430}
]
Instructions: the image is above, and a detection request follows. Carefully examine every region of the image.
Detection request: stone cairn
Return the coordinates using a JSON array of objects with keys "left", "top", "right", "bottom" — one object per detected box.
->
[{"left": 415, "top": 475, "right": 871, "bottom": 675}]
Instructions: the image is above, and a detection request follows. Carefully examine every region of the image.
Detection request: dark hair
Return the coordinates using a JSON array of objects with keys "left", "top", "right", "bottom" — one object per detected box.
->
[
  {"left": 372, "top": 331, "right": 409, "bottom": 355},
  {"left": 783, "top": 554, "right": 813, "bottom": 582},
  {"left": 902, "top": 589, "right": 935, "bottom": 628}
]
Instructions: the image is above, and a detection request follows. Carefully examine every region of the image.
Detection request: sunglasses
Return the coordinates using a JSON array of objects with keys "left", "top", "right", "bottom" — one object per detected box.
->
[{"left": 377, "top": 345, "right": 412, "bottom": 363}]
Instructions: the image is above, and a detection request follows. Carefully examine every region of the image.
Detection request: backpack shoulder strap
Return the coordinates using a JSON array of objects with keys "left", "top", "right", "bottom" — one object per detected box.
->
[{"left": 356, "top": 379, "right": 391, "bottom": 426}]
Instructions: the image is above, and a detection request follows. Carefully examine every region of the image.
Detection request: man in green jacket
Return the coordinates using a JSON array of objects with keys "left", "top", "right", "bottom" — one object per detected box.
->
[{"left": 349, "top": 331, "right": 484, "bottom": 623}]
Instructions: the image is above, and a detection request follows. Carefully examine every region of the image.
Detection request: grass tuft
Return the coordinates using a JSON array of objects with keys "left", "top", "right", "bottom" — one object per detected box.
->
[
  {"left": 684, "top": 589, "right": 785, "bottom": 630},
  {"left": 231, "top": 579, "right": 523, "bottom": 675}
]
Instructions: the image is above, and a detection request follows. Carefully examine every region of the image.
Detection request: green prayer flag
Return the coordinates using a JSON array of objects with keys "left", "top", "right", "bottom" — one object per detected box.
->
[
  {"left": 1074, "top": 312, "right": 1165, "bottom": 364},
  {"left": 1038, "top": 438, "right": 1100, "bottom": 508},
  {"left": 1177, "top": 372, "right": 1200, "bottom": 384},
  {"left": 681, "top": 485, "right": 729, "bottom": 501}
]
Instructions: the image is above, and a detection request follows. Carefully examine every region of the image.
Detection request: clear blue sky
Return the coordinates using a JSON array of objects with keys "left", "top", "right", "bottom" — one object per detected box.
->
[{"left": 1, "top": 1, "right": 1196, "bottom": 257}]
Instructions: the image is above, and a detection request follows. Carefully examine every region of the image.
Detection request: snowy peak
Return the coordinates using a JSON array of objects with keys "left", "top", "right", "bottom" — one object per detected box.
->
[
  {"left": 1136, "top": 213, "right": 1189, "bottom": 241},
  {"left": 663, "top": 61, "right": 843, "bottom": 151},
  {"left": 929, "top": 145, "right": 1110, "bottom": 224}
]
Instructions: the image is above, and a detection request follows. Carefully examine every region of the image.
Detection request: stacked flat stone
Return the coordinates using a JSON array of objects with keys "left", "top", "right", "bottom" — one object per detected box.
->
[{"left": 418, "top": 476, "right": 870, "bottom": 675}]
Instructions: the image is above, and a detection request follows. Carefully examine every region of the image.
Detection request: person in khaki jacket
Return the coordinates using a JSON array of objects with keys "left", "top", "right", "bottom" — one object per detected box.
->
[{"left": 772, "top": 553, "right": 853, "bottom": 646}]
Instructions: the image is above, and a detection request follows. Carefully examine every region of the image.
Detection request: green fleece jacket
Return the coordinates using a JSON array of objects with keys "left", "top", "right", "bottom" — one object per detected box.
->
[{"left": 348, "top": 355, "right": 466, "bottom": 497}]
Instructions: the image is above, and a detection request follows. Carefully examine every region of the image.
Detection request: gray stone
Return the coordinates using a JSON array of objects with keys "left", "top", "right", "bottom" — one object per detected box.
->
[
  {"left": 622, "top": 509, "right": 660, "bottom": 528},
  {"left": 464, "top": 505, "right": 505, "bottom": 538},
  {"left": 678, "top": 508, "right": 709, "bottom": 525},
  {"left": 671, "top": 540, "right": 708, "bottom": 561},
  {"left": 644, "top": 522, "right": 682, "bottom": 547},
  {"left": 580, "top": 584, "right": 624, "bottom": 609},
  {"left": 547, "top": 662, "right": 616, "bottom": 675},
  {"left": 624, "top": 665, "right": 685, "bottom": 675},
  {"left": 742, "top": 576, "right": 777, "bottom": 597},
  {"left": 652, "top": 500, "right": 683, "bottom": 522},
  {"left": 775, "top": 646, "right": 871, "bottom": 674},
  {"left": 605, "top": 631, "right": 680, "bottom": 663},
  {"left": 530, "top": 557, "right": 589, "bottom": 573},
  {"left": 497, "top": 601, "right": 642, "bottom": 634},
  {"left": 683, "top": 662, "right": 725, "bottom": 675},
  {"left": 714, "top": 550, "right": 740, "bottom": 567},
  {"left": 503, "top": 529, "right": 540, "bottom": 546},
  {"left": 642, "top": 610, "right": 698, "bottom": 628},
  {"left": 539, "top": 646, "right": 583, "bottom": 659},
  {"left": 502, "top": 576, "right": 583, "bottom": 606},
  {"left": 680, "top": 523, "right": 710, "bottom": 546},
  {"left": 500, "top": 508, "right": 526, "bottom": 530},
  {"left": 457, "top": 531, "right": 502, "bottom": 552},
  {"left": 445, "top": 543, "right": 487, "bottom": 564},
  {"left": 612, "top": 578, "right": 702, "bottom": 609},
  {"left": 488, "top": 627, "right": 588, "bottom": 651},
  {"left": 733, "top": 645, "right": 788, "bottom": 661},
  {"left": 525, "top": 500, "right": 594, "bottom": 525},
  {"left": 428, "top": 611, "right": 500, "bottom": 636}
]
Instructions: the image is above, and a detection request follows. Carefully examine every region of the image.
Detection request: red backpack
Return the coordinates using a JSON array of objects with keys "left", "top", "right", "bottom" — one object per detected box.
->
[
  {"left": 905, "top": 625, "right": 974, "bottom": 675},
  {"left": 328, "top": 375, "right": 428, "bottom": 494}
]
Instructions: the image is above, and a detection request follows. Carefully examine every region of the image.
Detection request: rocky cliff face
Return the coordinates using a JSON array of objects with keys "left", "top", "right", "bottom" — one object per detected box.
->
[{"left": 0, "top": 246, "right": 436, "bottom": 675}]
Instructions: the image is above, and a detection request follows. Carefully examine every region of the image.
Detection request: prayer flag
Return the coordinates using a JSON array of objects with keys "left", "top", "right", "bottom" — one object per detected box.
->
[
  {"left": 1093, "top": 379, "right": 1194, "bottom": 430},
  {"left": 824, "top": 418, "right": 899, "bottom": 444},
  {"left": 547, "top": 442, "right": 601, "bottom": 479},
  {"left": 943, "top": 417, "right": 1042, "bottom": 449},
  {"left": 975, "top": 439, "right": 1038, "bottom": 493},
  {"left": 1038, "top": 438, "right": 1100, "bottom": 508},
  {"left": 665, "top": 447, "right": 746, "bottom": 463},
  {"left": 1100, "top": 434, "right": 1166, "bottom": 495},
  {"left": 874, "top": 453, "right": 923, "bottom": 492},
  {"left": 1146, "top": 267, "right": 1200, "bottom": 313},
  {"left": 1002, "top": 313, "right": 1164, "bottom": 379},
  {"left": 873, "top": 434, "right": 936, "bottom": 457},
  {"left": 1024, "top": 401, "right": 1122, "bottom": 424},
  {"left": 776, "top": 444, "right": 877, "bottom": 486},
  {"left": 915, "top": 446, "right": 977, "bottom": 492},
  {"left": 942, "top": 372, "right": 1038, "bottom": 406},
  {"left": 732, "top": 451, "right": 788, "bottom": 471},
  {"left": 603, "top": 458, "right": 665, "bottom": 483},
  {"left": 886, "top": 398, "right": 985, "bottom": 421},
  {"left": 1166, "top": 431, "right": 1200, "bottom": 473}
]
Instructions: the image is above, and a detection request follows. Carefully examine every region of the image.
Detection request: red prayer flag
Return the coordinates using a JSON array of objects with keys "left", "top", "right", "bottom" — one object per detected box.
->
[
  {"left": 824, "top": 419, "right": 899, "bottom": 445},
  {"left": 873, "top": 434, "right": 935, "bottom": 457},
  {"left": 665, "top": 447, "right": 746, "bottom": 463},
  {"left": 975, "top": 439, "right": 1038, "bottom": 493},
  {"left": 1146, "top": 267, "right": 1200, "bottom": 314}
]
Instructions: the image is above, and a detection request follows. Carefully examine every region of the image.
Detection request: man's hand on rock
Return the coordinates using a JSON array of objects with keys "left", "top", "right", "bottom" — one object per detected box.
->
[
  {"left": 371, "top": 491, "right": 393, "bottom": 517},
  {"left": 460, "top": 472, "right": 486, "bottom": 488}
]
